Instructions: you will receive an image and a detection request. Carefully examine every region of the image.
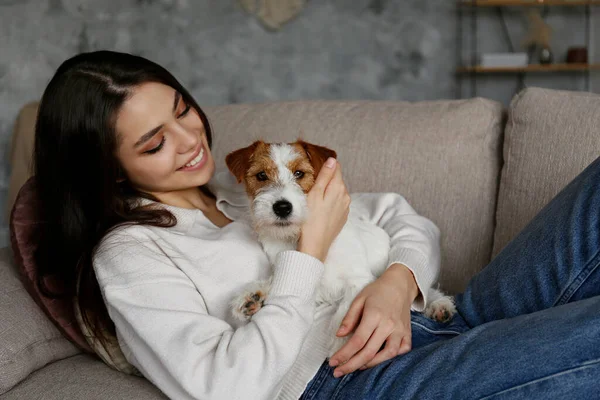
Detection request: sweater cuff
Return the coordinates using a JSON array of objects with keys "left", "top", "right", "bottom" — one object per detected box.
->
[
  {"left": 387, "top": 248, "right": 436, "bottom": 312},
  {"left": 269, "top": 251, "right": 325, "bottom": 303}
]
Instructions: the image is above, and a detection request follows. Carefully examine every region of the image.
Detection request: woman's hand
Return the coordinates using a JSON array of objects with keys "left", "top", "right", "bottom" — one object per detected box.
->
[
  {"left": 328, "top": 263, "right": 419, "bottom": 377},
  {"left": 297, "top": 158, "right": 350, "bottom": 262}
]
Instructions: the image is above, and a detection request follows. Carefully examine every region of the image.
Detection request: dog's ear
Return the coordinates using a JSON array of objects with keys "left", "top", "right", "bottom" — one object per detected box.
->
[
  {"left": 225, "top": 141, "right": 264, "bottom": 183},
  {"left": 297, "top": 139, "right": 337, "bottom": 175}
]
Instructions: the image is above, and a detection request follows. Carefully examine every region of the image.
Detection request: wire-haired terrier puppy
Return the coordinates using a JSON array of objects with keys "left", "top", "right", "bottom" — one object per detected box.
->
[{"left": 226, "top": 139, "right": 456, "bottom": 356}]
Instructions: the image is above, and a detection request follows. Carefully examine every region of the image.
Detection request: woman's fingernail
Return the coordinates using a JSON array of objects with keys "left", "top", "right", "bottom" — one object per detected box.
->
[
  {"left": 329, "top": 359, "right": 339, "bottom": 367},
  {"left": 336, "top": 325, "right": 345, "bottom": 334},
  {"left": 325, "top": 158, "right": 336, "bottom": 168},
  {"left": 333, "top": 370, "right": 343, "bottom": 378}
]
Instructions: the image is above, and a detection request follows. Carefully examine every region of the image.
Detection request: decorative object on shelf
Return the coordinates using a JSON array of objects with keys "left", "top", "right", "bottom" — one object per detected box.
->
[
  {"left": 539, "top": 47, "right": 554, "bottom": 64},
  {"left": 480, "top": 53, "right": 529, "bottom": 67},
  {"left": 566, "top": 47, "right": 588, "bottom": 63},
  {"left": 522, "top": 9, "right": 554, "bottom": 64},
  {"left": 238, "top": 0, "right": 305, "bottom": 31},
  {"left": 456, "top": 0, "right": 596, "bottom": 98}
]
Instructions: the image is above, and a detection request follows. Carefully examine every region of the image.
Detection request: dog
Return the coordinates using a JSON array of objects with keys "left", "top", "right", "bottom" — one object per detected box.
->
[{"left": 225, "top": 139, "right": 456, "bottom": 356}]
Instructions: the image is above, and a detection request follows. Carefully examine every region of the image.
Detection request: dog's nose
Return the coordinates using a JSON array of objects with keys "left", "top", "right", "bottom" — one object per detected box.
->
[{"left": 273, "top": 200, "right": 293, "bottom": 218}]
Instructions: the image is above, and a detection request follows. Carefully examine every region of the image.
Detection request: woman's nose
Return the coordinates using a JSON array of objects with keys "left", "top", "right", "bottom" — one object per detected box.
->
[{"left": 174, "top": 124, "right": 199, "bottom": 154}]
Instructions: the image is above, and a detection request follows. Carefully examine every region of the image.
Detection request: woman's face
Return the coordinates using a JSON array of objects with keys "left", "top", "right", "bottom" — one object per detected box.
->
[{"left": 115, "top": 82, "right": 215, "bottom": 198}]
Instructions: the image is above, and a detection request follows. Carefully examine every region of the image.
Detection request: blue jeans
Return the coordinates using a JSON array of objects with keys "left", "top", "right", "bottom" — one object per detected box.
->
[{"left": 301, "top": 155, "right": 600, "bottom": 400}]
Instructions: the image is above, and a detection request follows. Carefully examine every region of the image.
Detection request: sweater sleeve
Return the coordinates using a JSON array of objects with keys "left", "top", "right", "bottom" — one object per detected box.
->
[
  {"left": 93, "top": 230, "right": 324, "bottom": 400},
  {"left": 350, "top": 193, "right": 441, "bottom": 311}
]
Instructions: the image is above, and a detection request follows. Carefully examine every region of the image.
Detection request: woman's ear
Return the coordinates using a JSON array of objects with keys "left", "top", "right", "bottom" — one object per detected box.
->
[
  {"left": 116, "top": 165, "right": 127, "bottom": 183},
  {"left": 225, "top": 140, "right": 264, "bottom": 183},
  {"left": 297, "top": 139, "right": 337, "bottom": 176}
]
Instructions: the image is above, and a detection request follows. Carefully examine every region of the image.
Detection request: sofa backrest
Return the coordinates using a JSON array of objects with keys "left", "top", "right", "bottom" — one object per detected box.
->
[
  {"left": 6, "top": 98, "right": 505, "bottom": 294},
  {"left": 493, "top": 88, "right": 600, "bottom": 257},
  {"left": 204, "top": 99, "right": 505, "bottom": 293}
]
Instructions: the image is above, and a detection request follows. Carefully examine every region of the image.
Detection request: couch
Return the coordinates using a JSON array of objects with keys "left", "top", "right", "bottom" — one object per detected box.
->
[{"left": 1, "top": 87, "right": 599, "bottom": 399}]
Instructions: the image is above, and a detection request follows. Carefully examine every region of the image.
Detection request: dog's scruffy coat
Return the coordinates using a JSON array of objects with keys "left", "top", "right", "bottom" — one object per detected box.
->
[{"left": 225, "top": 139, "right": 455, "bottom": 356}]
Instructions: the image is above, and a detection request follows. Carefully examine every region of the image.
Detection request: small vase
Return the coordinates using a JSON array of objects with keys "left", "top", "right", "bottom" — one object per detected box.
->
[{"left": 539, "top": 46, "right": 553, "bottom": 65}]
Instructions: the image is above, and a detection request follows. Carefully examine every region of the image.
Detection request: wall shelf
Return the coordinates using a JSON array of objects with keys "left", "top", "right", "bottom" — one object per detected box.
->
[
  {"left": 457, "top": 63, "right": 600, "bottom": 73},
  {"left": 457, "top": 1, "right": 597, "bottom": 98},
  {"left": 459, "top": 0, "right": 600, "bottom": 7}
]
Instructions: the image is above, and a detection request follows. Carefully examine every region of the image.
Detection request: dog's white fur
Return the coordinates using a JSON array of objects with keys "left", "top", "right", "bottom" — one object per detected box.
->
[{"left": 229, "top": 142, "right": 456, "bottom": 356}]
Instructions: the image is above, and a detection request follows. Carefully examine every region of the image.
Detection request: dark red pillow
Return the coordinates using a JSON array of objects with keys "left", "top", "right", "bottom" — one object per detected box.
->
[{"left": 10, "top": 177, "right": 92, "bottom": 353}]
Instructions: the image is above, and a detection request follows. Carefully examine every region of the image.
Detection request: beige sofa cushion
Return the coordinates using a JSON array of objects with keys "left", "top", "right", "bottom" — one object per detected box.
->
[
  {"left": 0, "top": 248, "right": 80, "bottom": 395},
  {"left": 493, "top": 88, "right": 600, "bottom": 257},
  {"left": 7, "top": 99, "right": 504, "bottom": 295},
  {"left": 0, "top": 354, "right": 165, "bottom": 400},
  {"left": 205, "top": 99, "right": 505, "bottom": 293}
]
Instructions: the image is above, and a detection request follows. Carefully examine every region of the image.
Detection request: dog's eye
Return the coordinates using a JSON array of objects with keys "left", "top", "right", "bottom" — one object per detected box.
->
[
  {"left": 294, "top": 170, "right": 305, "bottom": 179},
  {"left": 256, "top": 172, "right": 268, "bottom": 181}
]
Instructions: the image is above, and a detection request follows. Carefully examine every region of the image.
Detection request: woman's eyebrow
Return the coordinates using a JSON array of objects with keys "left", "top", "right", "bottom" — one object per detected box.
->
[{"left": 134, "top": 91, "right": 181, "bottom": 148}]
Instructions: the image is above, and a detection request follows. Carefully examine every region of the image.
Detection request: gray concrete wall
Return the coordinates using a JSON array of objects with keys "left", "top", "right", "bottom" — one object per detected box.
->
[{"left": 0, "top": 0, "right": 595, "bottom": 247}]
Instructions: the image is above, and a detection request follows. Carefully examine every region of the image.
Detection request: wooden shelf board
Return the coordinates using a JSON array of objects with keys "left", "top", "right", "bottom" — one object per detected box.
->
[
  {"left": 459, "top": 0, "right": 600, "bottom": 6},
  {"left": 457, "top": 63, "right": 600, "bottom": 73}
]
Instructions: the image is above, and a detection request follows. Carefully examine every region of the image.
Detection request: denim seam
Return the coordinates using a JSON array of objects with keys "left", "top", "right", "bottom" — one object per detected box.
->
[
  {"left": 478, "top": 357, "right": 600, "bottom": 400},
  {"left": 410, "top": 321, "right": 463, "bottom": 336},
  {"left": 301, "top": 364, "right": 330, "bottom": 400},
  {"left": 554, "top": 249, "right": 600, "bottom": 306},
  {"left": 331, "top": 372, "right": 356, "bottom": 400}
]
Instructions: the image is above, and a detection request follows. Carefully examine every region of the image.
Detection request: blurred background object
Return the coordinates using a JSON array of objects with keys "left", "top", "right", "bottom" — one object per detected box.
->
[
  {"left": 566, "top": 46, "right": 588, "bottom": 63},
  {"left": 238, "top": 0, "right": 306, "bottom": 30},
  {"left": 457, "top": 0, "right": 598, "bottom": 98},
  {"left": 521, "top": 9, "right": 554, "bottom": 64}
]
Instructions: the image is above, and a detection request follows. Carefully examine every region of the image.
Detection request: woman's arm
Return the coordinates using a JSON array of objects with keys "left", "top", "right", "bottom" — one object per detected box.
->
[
  {"left": 94, "top": 230, "right": 324, "bottom": 400},
  {"left": 329, "top": 192, "right": 441, "bottom": 377},
  {"left": 351, "top": 192, "right": 441, "bottom": 310}
]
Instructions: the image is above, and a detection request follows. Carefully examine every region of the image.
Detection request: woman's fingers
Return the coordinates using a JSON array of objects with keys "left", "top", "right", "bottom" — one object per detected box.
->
[
  {"left": 311, "top": 157, "right": 337, "bottom": 195},
  {"left": 297, "top": 158, "right": 349, "bottom": 262},
  {"left": 329, "top": 310, "right": 383, "bottom": 367},
  {"left": 332, "top": 325, "right": 391, "bottom": 377},
  {"left": 361, "top": 332, "right": 408, "bottom": 369},
  {"left": 335, "top": 296, "right": 365, "bottom": 338}
]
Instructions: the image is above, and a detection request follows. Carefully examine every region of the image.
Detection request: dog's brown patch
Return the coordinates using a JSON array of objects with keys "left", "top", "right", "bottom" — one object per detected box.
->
[
  {"left": 245, "top": 149, "right": 278, "bottom": 197},
  {"left": 289, "top": 144, "right": 317, "bottom": 193},
  {"left": 225, "top": 140, "right": 264, "bottom": 183},
  {"left": 227, "top": 139, "right": 338, "bottom": 197},
  {"left": 296, "top": 139, "right": 337, "bottom": 177},
  {"left": 225, "top": 140, "right": 280, "bottom": 198}
]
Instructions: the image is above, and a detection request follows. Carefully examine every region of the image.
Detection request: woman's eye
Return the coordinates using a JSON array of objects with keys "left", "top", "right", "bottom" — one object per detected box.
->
[
  {"left": 178, "top": 103, "right": 191, "bottom": 118},
  {"left": 256, "top": 171, "right": 268, "bottom": 181},
  {"left": 294, "top": 170, "right": 305, "bottom": 179},
  {"left": 145, "top": 137, "right": 166, "bottom": 154}
]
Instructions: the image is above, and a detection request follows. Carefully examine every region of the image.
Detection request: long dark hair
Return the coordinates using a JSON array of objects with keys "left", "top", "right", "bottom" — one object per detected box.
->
[{"left": 33, "top": 50, "right": 213, "bottom": 349}]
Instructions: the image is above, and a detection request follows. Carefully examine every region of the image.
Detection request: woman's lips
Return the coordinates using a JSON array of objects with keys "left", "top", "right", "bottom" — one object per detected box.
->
[{"left": 178, "top": 145, "right": 206, "bottom": 171}]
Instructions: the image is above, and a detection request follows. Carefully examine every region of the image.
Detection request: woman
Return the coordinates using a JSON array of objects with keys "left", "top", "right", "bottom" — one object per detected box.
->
[{"left": 33, "top": 51, "right": 600, "bottom": 400}]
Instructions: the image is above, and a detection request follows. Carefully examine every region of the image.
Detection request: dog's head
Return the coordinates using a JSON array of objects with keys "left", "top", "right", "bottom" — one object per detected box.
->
[{"left": 225, "top": 139, "right": 337, "bottom": 239}]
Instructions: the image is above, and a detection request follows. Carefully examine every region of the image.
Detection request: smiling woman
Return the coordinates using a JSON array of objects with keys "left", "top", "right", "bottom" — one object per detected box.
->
[
  {"left": 114, "top": 82, "right": 215, "bottom": 207},
  {"left": 31, "top": 50, "right": 216, "bottom": 358},
  {"left": 29, "top": 50, "right": 365, "bottom": 400}
]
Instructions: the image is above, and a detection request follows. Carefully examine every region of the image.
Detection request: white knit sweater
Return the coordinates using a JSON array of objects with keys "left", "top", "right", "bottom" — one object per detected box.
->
[{"left": 92, "top": 171, "right": 441, "bottom": 400}]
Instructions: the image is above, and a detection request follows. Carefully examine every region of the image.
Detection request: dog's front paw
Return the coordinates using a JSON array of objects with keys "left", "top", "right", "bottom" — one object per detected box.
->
[
  {"left": 231, "top": 290, "right": 267, "bottom": 321},
  {"left": 424, "top": 296, "right": 456, "bottom": 323}
]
